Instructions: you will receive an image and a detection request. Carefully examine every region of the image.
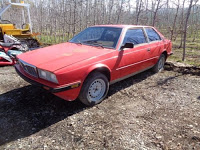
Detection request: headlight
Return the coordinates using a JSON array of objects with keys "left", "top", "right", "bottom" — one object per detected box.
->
[{"left": 38, "top": 69, "right": 58, "bottom": 84}]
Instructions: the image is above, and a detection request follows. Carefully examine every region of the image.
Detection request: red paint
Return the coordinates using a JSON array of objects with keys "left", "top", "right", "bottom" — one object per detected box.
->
[
  {"left": 0, "top": 46, "right": 15, "bottom": 66},
  {"left": 15, "top": 25, "right": 172, "bottom": 101}
]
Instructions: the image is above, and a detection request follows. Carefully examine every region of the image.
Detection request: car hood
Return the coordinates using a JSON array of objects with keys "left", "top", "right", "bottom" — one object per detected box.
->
[{"left": 18, "top": 42, "right": 112, "bottom": 72}]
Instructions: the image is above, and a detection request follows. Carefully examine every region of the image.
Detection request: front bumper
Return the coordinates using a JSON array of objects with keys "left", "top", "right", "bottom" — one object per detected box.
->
[
  {"left": 15, "top": 64, "right": 81, "bottom": 100},
  {"left": 15, "top": 66, "right": 80, "bottom": 93}
]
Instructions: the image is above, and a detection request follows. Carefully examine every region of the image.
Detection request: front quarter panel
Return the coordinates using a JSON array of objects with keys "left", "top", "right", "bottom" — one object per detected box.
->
[
  {"left": 53, "top": 44, "right": 132, "bottom": 100},
  {"left": 53, "top": 63, "right": 112, "bottom": 101}
]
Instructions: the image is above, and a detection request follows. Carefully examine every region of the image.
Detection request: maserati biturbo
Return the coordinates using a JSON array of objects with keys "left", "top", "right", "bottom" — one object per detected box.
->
[{"left": 15, "top": 25, "right": 172, "bottom": 106}]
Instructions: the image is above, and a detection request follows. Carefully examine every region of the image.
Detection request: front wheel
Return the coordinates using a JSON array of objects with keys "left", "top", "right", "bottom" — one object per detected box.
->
[
  {"left": 79, "top": 72, "right": 109, "bottom": 106},
  {"left": 152, "top": 54, "right": 166, "bottom": 73}
]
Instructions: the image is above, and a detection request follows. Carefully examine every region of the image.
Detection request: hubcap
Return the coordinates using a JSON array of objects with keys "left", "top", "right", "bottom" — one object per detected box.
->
[
  {"left": 158, "top": 56, "right": 165, "bottom": 70},
  {"left": 87, "top": 79, "right": 106, "bottom": 103}
]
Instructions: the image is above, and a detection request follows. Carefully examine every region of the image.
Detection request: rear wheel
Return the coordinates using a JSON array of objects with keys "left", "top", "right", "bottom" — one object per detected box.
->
[
  {"left": 79, "top": 72, "right": 109, "bottom": 106},
  {"left": 152, "top": 54, "right": 166, "bottom": 73}
]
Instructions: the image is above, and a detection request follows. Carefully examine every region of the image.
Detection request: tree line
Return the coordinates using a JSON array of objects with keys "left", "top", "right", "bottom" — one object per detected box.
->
[{"left": 2, "top": 0, "right": 200, "bottom": 60}]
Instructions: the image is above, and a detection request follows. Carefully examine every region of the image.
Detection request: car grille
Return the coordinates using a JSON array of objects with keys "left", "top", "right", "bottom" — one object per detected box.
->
[{"left": 19, "top": 59, "right": 38, "bottom": 78}]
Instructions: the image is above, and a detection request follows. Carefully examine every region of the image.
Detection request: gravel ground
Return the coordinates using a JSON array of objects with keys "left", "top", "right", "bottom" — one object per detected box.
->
[{"left": 0, "top": 62, "right": 200, "bottom": 150}]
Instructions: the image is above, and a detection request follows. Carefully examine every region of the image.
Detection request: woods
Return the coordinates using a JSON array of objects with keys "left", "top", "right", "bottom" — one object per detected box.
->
[{"left": 1, "top": 0, "right": 200, "bottom": 62}]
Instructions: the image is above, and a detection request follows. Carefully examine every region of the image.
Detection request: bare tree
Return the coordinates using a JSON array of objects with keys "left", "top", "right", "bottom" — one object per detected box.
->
[
  {"left": 116, "top": 0, "right": 124, "bottom": 24},
  {"left": 135, "top": 0, "right": 143, "bottom": 25},
  {"left": 152, "top": 0, "right": 162, "bottom": 26},
  {"left": 108, "top": 0, "right": 114, "bottom": 24},
  {"left": 182, "top": 0, "right": 198, "bottom": 61},
  {"left": 170, "top": 0, "right": 180, "bottom": 41},
  {"left": 12, "top": 0, "right": 198, "bottom": 62},
  {"left": 178, "top": 0, "right": 186, "bottom": 48}
]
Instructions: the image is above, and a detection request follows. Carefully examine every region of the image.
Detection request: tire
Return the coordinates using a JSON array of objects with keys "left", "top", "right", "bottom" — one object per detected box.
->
[
  {"left": 152, "top": 54, "right": 166, "bottom": 73},
  {"left": 79, "top": 72, "right": 109, "bottom": 106}
]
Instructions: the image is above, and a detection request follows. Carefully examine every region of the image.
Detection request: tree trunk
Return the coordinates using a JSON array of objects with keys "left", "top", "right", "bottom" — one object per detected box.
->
[
  {"left": 116, "top": 0, "right": 124, "bottom": 24},
  {"left": 182, "top": 0, "right": 194, "bottom": 61},
  {"left": 178, "top": 0, "right": 186, "bottom": 49},
  {"left": 152, "top": 0, "right": 161, "bottom": 27},
  {"left": 170, "top": 1, "right": 180, "bottom": 41},
  {"left": 136, "top": 0, "right": 143, "bottom": 25}
]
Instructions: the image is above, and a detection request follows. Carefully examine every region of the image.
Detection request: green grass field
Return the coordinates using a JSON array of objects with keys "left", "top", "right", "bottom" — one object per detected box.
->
[{"left": 169, "top": 37, "right": 200, "bottom": 67}]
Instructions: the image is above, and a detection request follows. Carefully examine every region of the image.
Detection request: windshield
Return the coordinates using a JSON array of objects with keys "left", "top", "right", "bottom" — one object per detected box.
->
[{"left": 70, "top": 27, "right": 122, "bottom": 49}]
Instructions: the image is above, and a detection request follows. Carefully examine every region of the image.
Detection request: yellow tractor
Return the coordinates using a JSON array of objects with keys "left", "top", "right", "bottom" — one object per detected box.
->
[{"left": 0, "top": 0, "right": 40, "bottom": 49}]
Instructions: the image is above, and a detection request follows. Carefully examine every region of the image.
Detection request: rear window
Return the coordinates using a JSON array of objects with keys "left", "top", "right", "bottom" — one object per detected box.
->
[
  {"left": 145, "top": 28, "right": 161, "bottom": 42},
  {"left": 123, "top": 28, "right": 147, "bottom": 45}
]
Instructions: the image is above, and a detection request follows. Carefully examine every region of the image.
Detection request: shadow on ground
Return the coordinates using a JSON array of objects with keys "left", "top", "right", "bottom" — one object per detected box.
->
[
  {"left": 108, "top": 70, "right": 155, "bottom": 96},
  {"left": 0, "top": 64, "right": 183, "bottom": 146},
  {"left": 0, "top": 85, "right": 86, "bottom": 146},
  {"left": 0, "top": 68, "right": 158, "bottom": 146}
]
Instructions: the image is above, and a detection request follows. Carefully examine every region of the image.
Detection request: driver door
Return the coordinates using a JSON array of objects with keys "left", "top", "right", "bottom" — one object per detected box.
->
[{"left": 116, "top": 28, "right": 152, "bottom": 78}]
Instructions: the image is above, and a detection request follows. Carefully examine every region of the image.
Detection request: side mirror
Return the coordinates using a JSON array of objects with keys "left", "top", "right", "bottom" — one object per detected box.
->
[{"left": 120, "top": 42, "right": 134, "bottom": 50}]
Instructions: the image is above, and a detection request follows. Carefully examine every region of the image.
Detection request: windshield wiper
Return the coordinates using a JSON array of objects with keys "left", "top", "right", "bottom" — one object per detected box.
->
[
  {"left": 83, "top": 40, "right": 104, "bottom": 48},
  {"left": 70, "top": 41, "right": 82, "bottom": 45},
  {"left": 90, "top": 43, "right": 104, "bottom": 48},
  {"left": 73, "top": 39, "right": 83, "bottom": 45}
]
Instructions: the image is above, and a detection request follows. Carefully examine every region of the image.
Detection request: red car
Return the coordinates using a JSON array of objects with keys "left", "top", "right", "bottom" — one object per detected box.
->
[{"left": 15, "top": 25, "right": 172, "bottom": 106}]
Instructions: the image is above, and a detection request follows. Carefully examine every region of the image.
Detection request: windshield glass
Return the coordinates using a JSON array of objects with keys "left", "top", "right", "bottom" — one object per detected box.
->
[{"left": 70, "top": 27, "right": 122, "bottom": 49}]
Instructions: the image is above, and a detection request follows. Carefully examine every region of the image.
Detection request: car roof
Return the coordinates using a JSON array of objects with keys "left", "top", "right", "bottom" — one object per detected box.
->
[{"left": 92, "top": 24, "right": 152, "bottom": 29}]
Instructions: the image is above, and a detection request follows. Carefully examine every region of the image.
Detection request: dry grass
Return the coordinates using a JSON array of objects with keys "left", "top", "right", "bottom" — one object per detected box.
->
[{"left": 169, "top": 37, "right": 200, "bottom": 67}]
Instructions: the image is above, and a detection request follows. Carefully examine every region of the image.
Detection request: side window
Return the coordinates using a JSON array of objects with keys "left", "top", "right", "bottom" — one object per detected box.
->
[
  {"left": 145, "top": 28, "right": 161, "bottom": 42},
  {"left": 123, "top": 28, "right": 147, "bottom": 45}
]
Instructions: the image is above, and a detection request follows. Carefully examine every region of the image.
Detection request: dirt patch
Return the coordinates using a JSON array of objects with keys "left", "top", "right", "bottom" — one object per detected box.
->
[
  {"left": 0, "top": 63, "right": 200, "bottom": 149},
  {"left": 165, "top": 62, "right": 200, "bottom": 76}
]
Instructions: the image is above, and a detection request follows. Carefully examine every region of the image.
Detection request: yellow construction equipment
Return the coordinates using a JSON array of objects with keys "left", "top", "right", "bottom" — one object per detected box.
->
[{"left": 0, "top": 0, "right": 40, "bottom": 49}]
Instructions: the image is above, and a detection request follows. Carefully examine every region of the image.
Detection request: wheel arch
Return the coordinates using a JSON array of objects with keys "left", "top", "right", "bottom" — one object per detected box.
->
[
  {"left": 79, "top": 64, "right": 111, "bottom": 106},
  {"left": 162, "top": 51, "right": 167, "bottom": 60},
  {"left": 84, "top": 64, "right": 111, "bottom": 82}
]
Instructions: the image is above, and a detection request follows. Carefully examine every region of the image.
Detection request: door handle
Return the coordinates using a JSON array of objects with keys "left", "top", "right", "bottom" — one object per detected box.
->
[{"left": 147, "top": 48, "right": 151, "bottom": 52}]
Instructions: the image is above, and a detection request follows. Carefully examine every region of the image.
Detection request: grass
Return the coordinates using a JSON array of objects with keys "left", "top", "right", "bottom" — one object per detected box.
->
[
  {"left": 159, "top": 28, "right": 200, "bottom": 67},
  {"left": 39, "top": 35, "right": 69, "bottom": 44},
  {"left": 168, "top": 37, "right": 200, "bottom": 67},
  {"left": 37, "top": 32, "right": 74, "bottom": 45}
]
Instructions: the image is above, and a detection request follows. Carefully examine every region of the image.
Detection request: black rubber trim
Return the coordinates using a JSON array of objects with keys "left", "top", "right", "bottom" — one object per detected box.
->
[
  {"left": 15, "top": 66, "right": 80, "bottom": 93},
  {"left": 52, "top": 83, "right": 81, "bottom": 93}
]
